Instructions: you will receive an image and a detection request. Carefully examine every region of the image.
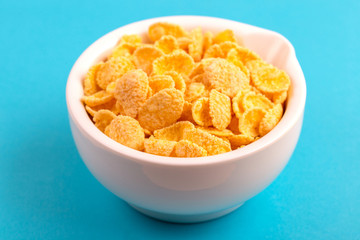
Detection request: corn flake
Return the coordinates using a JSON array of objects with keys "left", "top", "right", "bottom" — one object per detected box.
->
[
  {"left": 228, "top": 134, "right": 254, "bottom": 150},
  {"left": 229, "top": 46, "right": 261, "bottom": 64},
  {"left": 213, "top": 29, "right": 237, "bottom": 44},
  {"left": 242, "top": 91, "right": 274, "bottom": 112},
  {"left": 178, "top": 101, "right": 194, "bottom": 123},
  {"left": 227, "top": 116, "right": 240, "bottom": 134},
  {"left": 204, "top": 58, "right": 249, "bottom": 98},
  {"left": 252, "top": 67, "right": 291, "bottom": 94},
  {"left": 259, "top": 104, "right": 283, "bottom": 136},
  {"left": 93, "top": 109, "right": 117, "bottom": 132},
  {"left": 96, "top": 56, "right": 135, "bottom": 89},
  {"left": 203, "top": 44, "right": 224, "bottom": 59},
  {"left": 84, "top": 62, "right": 102, "bottom": 96},
  {"left": 155, "top": 35, "right": 179, "bottom": 54},
  {"left": 82, "top": 90, "right": 113, "bottom": 107},
  {"left": 177, "top": 37, "right": 193, "bottom": 50},
  {"left": 133, "top": 45, "right": 164, "bottom": 75},
  {"left": 202, "top": 31, "right": 213, "bottom": 54},
  {"left": 152, "top": 49, "right": 195, "bottom": 76},
  {"left": 174, "top": 140, "right": 208, "bottom": 157},
  {"left": 197, "top": 126, "right": 234, "bottom": 137},
  {"left": 148, "top": 22, "right": 188, "bottom": 42},
  {"left": 188, "top": 27, "right": 203, "bottom": 62},
  {"left": 114, "top": 69, "right": 149, "bottom": 118},
  {"left": 209, "top": 89, "right": 231, "bottom": 130},
  {"left": 149, "top": 75, "right": 175, "bottom": 93},
  {"left": 117, "top": 34, "right": 142, "bottom": 45},
  {"left": 185, "top": 82, "right": 205, "bottom": 102},
  {"left": 239, "top": 108, "right": 266, "bottom": 138},
  {"left": 105, "top": 115, "right": 145, "bottom": 151},
  {"left": 144, "top": 136, "right": 177, "bottom": 157},
  {"left": 163, "top": 71, "right": 186, "bottom": 93},
  {"left": 183, "top": 128, "right": 231, "bottom": 156},
  {"left": 110, "top": 42, "right": 137, "bottom": 59},
  {"left": 192, "top": 97, "right": 212, "bottom": 127},
  {"left": 138, "top": 88, "right": 184, "bottom": 131},
  {"left": 154, "top": 121, "right": 195, "bottom": 141}
]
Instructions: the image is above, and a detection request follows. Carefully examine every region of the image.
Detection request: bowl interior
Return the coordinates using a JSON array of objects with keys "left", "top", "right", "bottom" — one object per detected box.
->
[{"left": 66, "top": 16, "right": 306, "bottom": 166}]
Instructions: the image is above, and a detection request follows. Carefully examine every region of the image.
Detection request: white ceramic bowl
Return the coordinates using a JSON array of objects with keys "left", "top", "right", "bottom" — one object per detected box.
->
[{"left": 66, "top": 16, "right": 306, "bottom": 223}]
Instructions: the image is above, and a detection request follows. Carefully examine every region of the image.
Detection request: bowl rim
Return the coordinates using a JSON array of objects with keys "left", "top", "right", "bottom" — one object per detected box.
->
[{"left": 66, "top": 15, "right": 306, "bottom": 167}]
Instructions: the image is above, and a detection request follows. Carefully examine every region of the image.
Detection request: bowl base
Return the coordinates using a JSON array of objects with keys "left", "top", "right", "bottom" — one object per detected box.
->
[{"left": 129, "top": 203, "right": 244, "bottom": 223}]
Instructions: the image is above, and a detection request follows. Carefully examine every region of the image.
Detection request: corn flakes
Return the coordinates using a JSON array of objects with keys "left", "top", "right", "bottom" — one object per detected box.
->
[
  {"left": 259, "top": 104, "right": 283, "bottom": 136},
  {"left": 138, "top": 88, "right": 184, "bottom": 131},
  {"left": 96, "top": 56, "right": 135, "bottom": 89},
  {"left": 152, "top": 49, "right": 195, "bottom": 76},
  {"left": 144, "top": 136, "right": 177, "bottom": 157},
  {"left": 183, "top": 128, "right": 231, "bottom": 156},
  {"left": 81, "top": 22, "right": 290, "bottom": 158},
  {"left": 149, "top": 75, "right": 175, "bottom": 93},
  {"left": 154, "top": 121, "right": 195, "bottom": 141},
  {"left": 148, "top": 22, "right": 188, "bottom": 42},
  {"left": 174, "top": 140, "right": 208, "bottom": 157},
  {"left": 114, "top": 69, "right": 149, "bottom": 118},
  {"left": 105, "top": 115, "right": 145, "bottom": 150},
  {"left": 155, "top": 35, "right": 179, "bottom": 54},
  {"left": 93, "top": 109, "right": 116, "bottom": 132},
  {"left": 133, "top": 45, "right": 163, "bottom": 75},
  {"left": 192, "top": 97, "right": 212, "bottom": 127},
  {"left": 209, "top": 89, "right": 231, "bottom": 130}
]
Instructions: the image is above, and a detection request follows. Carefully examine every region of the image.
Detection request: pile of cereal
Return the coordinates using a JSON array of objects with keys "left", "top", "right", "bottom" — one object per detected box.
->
[{"left": 81, "top": 22, "right": 291, "bottom": 157}]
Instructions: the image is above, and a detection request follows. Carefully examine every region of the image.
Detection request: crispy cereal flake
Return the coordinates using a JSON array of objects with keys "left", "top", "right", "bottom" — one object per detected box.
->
[
  {"left": 185, "top": 82, "right": 205, "bottom": 102},
  {"left": 155, "top": 35, "right": 179, "bottom": 54},
  {"left": 154, "top": 121, "right": 195, "bottom": 141},
  {"left": 183, "top": 128, "right": 231, "bottom": 156},
  {"left": 252, "top": 67, "right": 291, "bottom": 94},
  {"left": 239, "top": 108, "right": 266, "bottom": 138},
  {"left": 203, "top": 44, "right": 224, "bottom": 59},
  {"left": 192, "top": 97, "right": 212, "bottom": 127},
  {"left": 133, "top": 45, "right": 164, "bottom": 75},
  {"left": 228, "top": 134, "right": 254, "bottom": 150},
  {"left": 178, "top": 101, "right": 194, "bottom": 123},
  {"left": 144, "top": 136, "right": 177, "bottom": 157},
  {"left": 209, "top": 89, "right": 231, "bottom": 130},
  {"left": 84, "top": 62, "right": 102, "bottom": 96},
  {"left": 188, "top": 27, "right": 203, "bottom": 62},
  {"left": 230, "top": 46, "right": 261, "bottom": 64},
  {"left": 163, "top": 71, "right": 186, "bottom": 93},
  {"left": 93, "top": 109, "right": 116, "bottom": 132},
  {"left": 197, "top": 127, "right": 234, "bottom": 137},
  {"left": 259, "top": 104, "right": 283, "bottom": 136},
  {"left": 96, "top": 56, "right": 135, "bottom": 89},
  {"left": 82, "top": 90, "right": 113, "bottom": 107},
  {"left": 110, "top": 42, "right": 137, "bottom": 59},
  {"left": 152, "top": 49, "right": 195, "bottom": 76},
  {"left": 202, "top": 31, "right": 213, "bottom": 54},
  {"left": 149, "top": 75, "right": 175, "bottom": 93},
  {"left": 138, "top": 88, "right": 184, "bottom": 131},
  {"left": 105, "top": 115, "right": 145, "bottom": 150},
  {"left": 213, "top": 29, "right": 237, "bottom": 44},
  {"left": 242, "top": 91, "right": 274, "bottom": 112},
  {"left": 204, "top": 58, "right": 249, "bottom": 98},
  {"left": 148, "top": 22, "right": 188, "bottom": 42},
  {"left": 118, "top": 34, "right": 142, "bottom": 45},
  {"left": 174, "top": 140, "right": 208, "bottom": 157},
  {"left": 114, "top": 69, "right": 149, "bottom": 118}
]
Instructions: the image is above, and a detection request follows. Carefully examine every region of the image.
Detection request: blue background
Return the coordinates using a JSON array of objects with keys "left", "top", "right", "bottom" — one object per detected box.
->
[{"left": 1, "top": 0, "right": 359, "bottom": 239}]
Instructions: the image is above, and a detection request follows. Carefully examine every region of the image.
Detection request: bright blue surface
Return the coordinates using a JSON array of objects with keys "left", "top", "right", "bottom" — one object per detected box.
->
[{"left": 1, "top": 0, "right": 359, "bottom": 239}]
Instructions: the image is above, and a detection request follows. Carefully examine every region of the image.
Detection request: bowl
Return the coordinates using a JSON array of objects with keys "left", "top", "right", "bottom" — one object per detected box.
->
[{"left": 66, "top": 16, "right": 306, "bottom": 223}]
